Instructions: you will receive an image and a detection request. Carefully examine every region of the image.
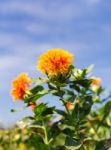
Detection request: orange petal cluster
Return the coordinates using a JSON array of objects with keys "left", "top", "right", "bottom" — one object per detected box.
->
[
  {"left": 66, "top": 102, "right": 74, "bottom": 110},
  {"left": 10, "top": 73, "right": 31, "bottom": 100},
  {"left": 37, "top": 48, "right": 73, "bottom": 77},
  {"left": 91, "top": 77, "right": 101, "bottom": 87}
]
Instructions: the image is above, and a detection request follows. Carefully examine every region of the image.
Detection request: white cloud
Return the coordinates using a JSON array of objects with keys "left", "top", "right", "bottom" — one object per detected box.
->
[
  {"left": 0, "top": 1, "right": 82, "bottom": 21},
  {"left": 26, "top": 23, "right": 51, "bottom": 35},
  {"left": 0, "top": 55, "right": 23, "bottom": 70}
]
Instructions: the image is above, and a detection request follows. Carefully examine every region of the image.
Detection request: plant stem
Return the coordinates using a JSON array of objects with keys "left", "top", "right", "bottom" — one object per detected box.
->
[
  {"left": 57, "top": 86, "right": 81, "bottom": 138},
  {"left": 42, "top": 121, "right": 51, "bottom": 150},
  {"left": 57, "top": 86, "right": 70, "bottom": 115}
]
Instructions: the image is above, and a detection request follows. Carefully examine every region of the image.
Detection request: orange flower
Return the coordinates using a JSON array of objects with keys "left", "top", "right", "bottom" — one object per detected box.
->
[
  {"left": 91, "top": 77, "right": 101, "bottom": 87},
  {"left": 91, "top": 77, "right": 101, "bottom": 93},
  {"left": 10, "top": 73, "right": 31, "bottom": 100},
  {"left": 37, "top": 48, "right": 73, "bottom": 77},
  {"left": 66, "top": 102, "right": 74, "bottom": 110}
]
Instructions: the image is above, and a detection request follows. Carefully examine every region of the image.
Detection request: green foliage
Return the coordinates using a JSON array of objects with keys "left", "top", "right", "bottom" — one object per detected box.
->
[
  {"left": 1, "top": 63, "right": 111, "bottom": 150},
  {"left": 65, "top": 136, "right": 82, "bottom": 150}
]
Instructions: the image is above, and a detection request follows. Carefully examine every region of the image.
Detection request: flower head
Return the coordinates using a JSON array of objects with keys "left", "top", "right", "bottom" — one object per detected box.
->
[
  {"left": 91, "top": 77, "right": 101, "bottom": 87},
  {"left": 37, "top": 48, "right": 73, "bottom": 77},
  {"left": 91, "top": 77, "right": 101, "bottom": 93},
  {"left": 10, "top": 73, "right": 31, "bottom": 100},
  {"left": 66, "top": 102, "right": 74, "bottom": 110}
]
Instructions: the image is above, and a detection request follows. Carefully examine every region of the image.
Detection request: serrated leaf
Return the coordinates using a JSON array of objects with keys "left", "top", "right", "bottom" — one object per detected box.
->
[
  {"left": 25, "top": 90, "right": 48, "bottom": 103},
  {"left": 86, "top": 64, "right": 94, "bottom": 74},
  {"left": 65, "top": 136, "right": 82, "bottom": 150},
  {"left": 70, "top": 84, "right": 80, "bottom": 92},
  {"left": 34, "top": 103, "right": 47, "bottom": 116},
  {"left": 30, "top": 85, "right": 44, "bottom": 94},
  {"left": 31, "top": 77, "right": 48, "bottom": 84},
  {"left": 62, "top": 128, "right": 74, "bottom": 136},
  {"left": 55, "top": 109, "right": 67, "bottom": 117},
  {"left": 95, "top": 139, "right": 111, "bottom": 150},
  {"left": 42, "top": 106, "right": 55, "bottom": 115}
]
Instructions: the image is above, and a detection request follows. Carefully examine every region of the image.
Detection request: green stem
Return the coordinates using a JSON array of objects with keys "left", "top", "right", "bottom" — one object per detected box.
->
[
  {"left": 57, "top": 86, "right": 81, "bottom": 137},
  {"left": 57, "top": 86, "right": 70, "bottom": 115},
  {"left": 60, "top": 98, "right": 80, "bottom": 139},
  {"left": 44, "top": 126, "right": 48, "bottom": 145},
  {"left": 42, "top": 121, "right": 51, "bottom": 150}
]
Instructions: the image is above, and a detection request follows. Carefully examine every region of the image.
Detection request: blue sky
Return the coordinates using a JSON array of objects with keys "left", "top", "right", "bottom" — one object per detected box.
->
[{"left": 0, "top": 0, "right": 111, "bottom": 127}]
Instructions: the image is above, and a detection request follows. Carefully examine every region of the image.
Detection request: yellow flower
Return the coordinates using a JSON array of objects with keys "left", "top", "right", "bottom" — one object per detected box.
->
[
  {"left": 10, "top": 73, "right": 31, "bottom": 100},
  {"left": 37, "top": 48, "right": 73, "bottom": 77}
]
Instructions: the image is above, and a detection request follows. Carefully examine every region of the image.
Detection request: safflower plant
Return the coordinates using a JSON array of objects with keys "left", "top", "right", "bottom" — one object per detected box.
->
[{"left": 10, "top": 49, "right": 111, "bottom": 150}]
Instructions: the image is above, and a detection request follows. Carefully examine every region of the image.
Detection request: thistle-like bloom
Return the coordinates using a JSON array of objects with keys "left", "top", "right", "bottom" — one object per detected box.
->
[
  {"left": 10, "top": 73, "right": 31, "bottom": 100},
  {"left": 37, "top": 48, "right": 73, "bottom": 77},
  {"left": 66, "top": 102, "right": 74, "bottom": 110},
  {"left": 91, "top": 77, "right": 101, "bottom": 87},
  {"left": 91, "top": 77, "right": 101, "bottom": 93}
]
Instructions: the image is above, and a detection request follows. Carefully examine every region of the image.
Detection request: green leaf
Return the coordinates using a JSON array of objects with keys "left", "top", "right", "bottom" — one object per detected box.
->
[
  {"left": 71, "top": 68, "right": 88, "bottom": 80},
  {"left": 72, "top": 103, "right": 79, "bottom": 120},
  {"left": 72, "top": 68, "right": 83, "bottom": 79},
  {"left": 62, "top": 128, "right": 74, "bottom": 136},
  {"left": 104, "top": 101, "right": 111, "bottom": 114},
  {"left": 95, "top": 139, "right": 111, "bottom": 150},
  {"left": 25, "top": 90, "right": 48, "bottom": 103},
  {"left": 50, "top": 89, "right": 65, "bottom": 97},
  {"left": 55, "top": 109, "right": 67, "bottom": 117},
  {"left": 42, "top": 106, "right": 55, "bottom": 115},
  {"left": 48, "top": 82, "right": 57, "bottom": 90},
  {"left": 70, "top": 84, "right": 80, "bottom": 92},
  {"left": 79, "top": 96, "right": 93, "bottom": 118},
  {"left": 26, "top": 134, "right": 44, "bottom": 149},
  {"left": 72, "top": 79, "right": 92, "bottom": 88},
  {"left": 29, "top": 124, "right": 44, "bottom": 130},
  {"left": 96, "top": 86, "right": 105, "bottom": 95},
  {"left": 34, "top": 103, "right": 47, "bottom": 117},
  {"left": 31, "top": 77, "right": 48, "bottom": 85},
  {"left": 86, "top": 64, "right": 94, "bottom": 74},
  {"left": 65, "top": 89, "right": 75, "bottom": 96},
  {"left": 40, "top": 144, "right": 51, "bottom": 150},
  {"left": 34, "top": 104, "right": 55, "bottom": 119},
  {"left": 34, "top": 90, "right": 49, "bottom": 99},
  {"left": 72, "top": 95, "right": 93, "bottom": 121},
  {"left": 97, "top": 101, "right": 111, "bottom": 128},
  {"left": 50, "top": 122, "right": 61, "bottom": 138},
  {"left": 30, "top": 85, "right": 44, "bottom": 94},
  {"left": 65, "top": 136, "right": 82, "bottom": 150}
]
